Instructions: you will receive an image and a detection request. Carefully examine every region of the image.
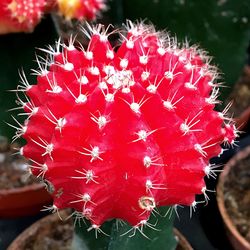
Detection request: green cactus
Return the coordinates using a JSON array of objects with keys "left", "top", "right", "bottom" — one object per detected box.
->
[{"left": 72, "top": 207, "right": 177, "bottom": 250}]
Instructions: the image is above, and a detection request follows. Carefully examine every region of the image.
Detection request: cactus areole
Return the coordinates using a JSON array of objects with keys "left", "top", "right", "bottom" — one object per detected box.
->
[{"left": 16, "top": 21, "right": 237, "bottom": 228}]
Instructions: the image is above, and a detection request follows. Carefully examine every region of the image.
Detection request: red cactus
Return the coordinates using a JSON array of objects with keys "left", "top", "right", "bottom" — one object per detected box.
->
[
  {"left": 55, "top": 0, "right": 106, "bottom": 20},
  {"left": 16, "top": 22, "right": 237, "bottom": 228},
  {"left": 0, "top": 0, "right": 49, "bottom": 33}
]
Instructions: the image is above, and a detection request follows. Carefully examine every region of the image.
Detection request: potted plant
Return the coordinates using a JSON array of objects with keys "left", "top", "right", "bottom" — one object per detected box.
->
[
  {"left": 0, "top": 135, "right": 53, "bottom": 249},
  {"left": 4, "top": 16, "right": 238, "bottom": 249},
  {"left": 7, "top": 209, "right": 193, "bottom": 250},
  {"left": 0, "top": 136, "right": 52, "bottom": 218},
  {"left": 217, "top": 145, "right": 250, "bottom": 250}
]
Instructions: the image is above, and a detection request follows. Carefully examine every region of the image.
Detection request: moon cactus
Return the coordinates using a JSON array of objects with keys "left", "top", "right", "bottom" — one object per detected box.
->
[{"left": 14, "top": 21, "right": 237, "bottom": 229}]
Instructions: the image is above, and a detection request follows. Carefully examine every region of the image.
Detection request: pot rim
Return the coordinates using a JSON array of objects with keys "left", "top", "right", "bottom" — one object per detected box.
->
[
  {"left": 235, "top": 106, "right": 250, "bottom": 130},
  {"left": 174, "top": 228, "right": 193, "bottom": 250},
  {"left": 0, "top": 182, "right": 46, "bottom": 196},
  {"left": 217, "top": 145, "right": 250, "bottom": 249},
  {"left": 7, "top": 210, "right": 193, "bottom": 250}
]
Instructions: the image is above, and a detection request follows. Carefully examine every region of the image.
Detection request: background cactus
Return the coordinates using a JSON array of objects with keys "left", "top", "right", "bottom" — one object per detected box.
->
[
  {"left": 13, "top": 22, "right": 237, "bottom": 243},
  {"left": 55, "top": 0, "right": 107, "bottom": 21},
  {"left": 0, "top": 0, "right": 49, "bottom": 33},
  {"left": 0, "top": 0, "right": 107, "bottom": 34}
]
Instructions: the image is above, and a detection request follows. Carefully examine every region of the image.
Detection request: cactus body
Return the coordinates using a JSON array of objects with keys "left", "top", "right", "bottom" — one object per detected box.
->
[
  {"left": 0, "top": 0, "right": 48, "bottom": 33},
  {"left": 56, "top": 0, "right": 106, "bottom": 20},
  {"left": 17, "top": 22, "right": 237, "bottom": 228}
]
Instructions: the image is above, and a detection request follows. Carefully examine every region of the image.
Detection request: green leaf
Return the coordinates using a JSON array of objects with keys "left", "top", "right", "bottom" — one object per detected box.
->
[{"left": 71, "top": 207, "right": 177, "bottom": 250}]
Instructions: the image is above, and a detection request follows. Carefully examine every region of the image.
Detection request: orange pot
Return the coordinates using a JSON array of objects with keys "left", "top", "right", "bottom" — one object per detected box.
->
[
  {"left": 0, "top": 183, "right": 52, "bottom": 218},
  {"left": 217, "top": 146, "right": 250, "bottom": 250}
]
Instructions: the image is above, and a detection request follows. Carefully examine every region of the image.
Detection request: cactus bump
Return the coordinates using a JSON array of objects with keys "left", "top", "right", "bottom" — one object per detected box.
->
[{"left": 14, "top": 21, "right": 237, "bottom": 230}]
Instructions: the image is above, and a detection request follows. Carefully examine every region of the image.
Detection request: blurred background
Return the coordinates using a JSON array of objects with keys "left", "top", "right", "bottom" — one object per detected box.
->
[{"left": 0, "top": 1, "right": 250, "bottom": 249}]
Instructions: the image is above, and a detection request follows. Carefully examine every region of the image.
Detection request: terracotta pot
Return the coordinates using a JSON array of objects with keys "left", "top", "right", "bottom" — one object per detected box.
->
[
  {"left": 0, "top": 137, "right": 52, "bottom": 218},
  {"left": 174, "top": 228, "right": 193, "bottom": 250},
  {"left": 226, "top": 65, "right": 250, "bottom": 131},
  {"left": 8, "top": 211, "right": 192, "bottom": 250},
  {"left": 235, "top": 106, "right": 250, "bottom": 131},
  {"left": 217, "top": 146, "right": 250, "bottom": 250},
  {"left": 0, "top": 183, "right": 52, "bottom": 218}
]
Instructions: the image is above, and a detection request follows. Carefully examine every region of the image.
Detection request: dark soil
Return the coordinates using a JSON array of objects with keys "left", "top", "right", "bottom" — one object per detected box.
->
[
  {"left": 0, "top": 137, "right": 39, "bottom": 189},
  {"left": 24, "top": 215, "right": 73, "bottom": 250},
  {"left": 11, "top": 210, "right": 190, "bottom": 250},
  {"left": 224, "top": 152, "right": 250, "bottom": 242}
]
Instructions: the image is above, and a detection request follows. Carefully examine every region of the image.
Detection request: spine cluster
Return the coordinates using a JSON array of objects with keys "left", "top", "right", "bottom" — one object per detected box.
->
[{"left": 14, "top": 22, "right": 237, "bottom": 230}]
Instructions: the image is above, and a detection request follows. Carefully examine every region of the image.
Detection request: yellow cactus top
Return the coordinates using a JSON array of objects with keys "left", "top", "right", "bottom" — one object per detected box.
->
[{"left": 57, "top": 0, "right": 81, "bottom": 20}]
